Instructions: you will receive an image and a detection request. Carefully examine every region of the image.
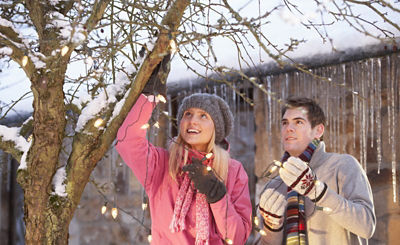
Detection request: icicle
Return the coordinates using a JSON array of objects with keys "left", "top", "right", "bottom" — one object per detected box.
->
[
  {"left": 351, "top": 65, "right": 357, "bottom": 152},
  {"left": 232, "top": 83, "right": 237, "bottom": 117},
  {"left": 266, "top": 77, "right": 273, "bottom": 152},
  {"left": 361, "top": 61, "right": 367, "bottom": 171},
  {"left": 369, "top": 60, "right": 374, "bottom": 149},
  {"left": 389, "top": 55, "right": 397, "bottom": 203},
  {"left": 333, "top": 67, "right": 338, "bottom": 152},
  {"left": 341, "top": 64, "right": 347, "bottom": 154},
  {"left": 267, "top": 77, "right": 272, "bottom": 137},
  {"left": 376, "top": 59, "right": 382, "bottom": 174},
  {"left": 386, "top": 57, "right": 392, "bottom": 146}
]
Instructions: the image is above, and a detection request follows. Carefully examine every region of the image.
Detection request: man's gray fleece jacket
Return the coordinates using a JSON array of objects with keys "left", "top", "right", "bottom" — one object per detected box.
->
[{"left": 260, "top": 142, "right": 376, "bottom": 245}]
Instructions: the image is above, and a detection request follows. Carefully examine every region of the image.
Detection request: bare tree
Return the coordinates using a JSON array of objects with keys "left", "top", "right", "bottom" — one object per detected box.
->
[{"left": 0, "top": 0, "right": 398, "bottom": 244}]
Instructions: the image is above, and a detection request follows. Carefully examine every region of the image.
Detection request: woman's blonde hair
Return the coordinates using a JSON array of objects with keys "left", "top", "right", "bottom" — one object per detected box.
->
[{"left": 168, "top": 130, "right": 230, "bottom": 182}]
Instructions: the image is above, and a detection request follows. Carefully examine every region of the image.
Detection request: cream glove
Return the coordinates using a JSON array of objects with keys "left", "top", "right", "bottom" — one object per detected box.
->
[
  {"left": 279, "top": 156, "right": 326, "bottom": 201},
  {"left": 258, "top": 188, "right": 287, "bottom": 230}
]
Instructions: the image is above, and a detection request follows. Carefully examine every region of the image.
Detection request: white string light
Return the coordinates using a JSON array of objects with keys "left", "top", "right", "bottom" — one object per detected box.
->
[
  {"left": 85, "top": 56, "right": 94, "bottom": 67},
  {"left": 157, "top": 94, "right": 166, "bottom": 103},
  {"left": 94, "top": 118, "right": 104, "bottom": 128},
  {"left": 22, "top": 55, "right": 28, "bottom": 67},
  {"left": 111, "top": 207, "right": 118, "bottom": 219},
  {"left": 61, "top": 46, "right": 69, "bottom": 56},
  {"left": 142, "top": 202, "right": 148, "bottom": 210},
  {"left": 249, "top": 77, "right": 257, "bottom": 82},
  {"left": 273, "top": 160, "right": 282, "bottom": 167},
  {"left": 254, "top": 216, "right": 260, "bottom": 226},
  {"left": 225, "top": 238, "right": 233, "bottom": 244},
  {"left": 147, "top": 234, "right": 152, "bottom": 243},
  {"left": 169, "top": 39, "right": 178, "bottom": 54},
  {"left": 101, "top": 204, "right": 107, "bottom": 214},
  {"left": 141, "top": 123, "right": 150, "bottom": 129},
  {"left": 154, "top": 122, "right": 160, "bottom": 128}
]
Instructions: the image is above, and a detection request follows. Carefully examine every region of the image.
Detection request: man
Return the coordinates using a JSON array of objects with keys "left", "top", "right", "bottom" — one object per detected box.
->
[{"left": 258, "top": 97, "right": 376, "bottom": 245}]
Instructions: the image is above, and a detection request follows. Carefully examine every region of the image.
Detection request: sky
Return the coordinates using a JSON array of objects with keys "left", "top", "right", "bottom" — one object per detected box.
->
[{"left": 0, "top": 0, "right": 399, "bottom": 117}]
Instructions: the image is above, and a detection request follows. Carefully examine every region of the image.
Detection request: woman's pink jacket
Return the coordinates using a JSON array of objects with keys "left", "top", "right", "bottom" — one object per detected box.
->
[{"left": 116, "top": 94, "right": 252, "bottom": 244}]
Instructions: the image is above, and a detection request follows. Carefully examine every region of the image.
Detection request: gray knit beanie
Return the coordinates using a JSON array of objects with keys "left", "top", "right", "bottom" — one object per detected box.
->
[{"left": 177, "top": 93, "right": 234, "bottom": 144}]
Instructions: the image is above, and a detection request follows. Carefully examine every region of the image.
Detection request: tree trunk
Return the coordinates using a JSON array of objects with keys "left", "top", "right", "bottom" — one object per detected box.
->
[
  {"left": 14, "top": 0, "right": 190, "bottom": 243},
  {"left": 18, "top": 72, "right": 68, "bottom": 244}
]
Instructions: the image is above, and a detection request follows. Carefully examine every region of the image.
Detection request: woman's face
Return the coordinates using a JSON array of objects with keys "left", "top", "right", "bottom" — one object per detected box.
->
[{"left": 180, "top": 108, "right": 215, "bottom": 152}]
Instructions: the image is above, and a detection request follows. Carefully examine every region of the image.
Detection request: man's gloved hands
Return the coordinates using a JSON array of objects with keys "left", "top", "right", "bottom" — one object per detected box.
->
[
  {"left": 182, "top": 157, "right": 226, "bottom": 203},
  {"left": 142, "top": 53, "right": 171, "bottom": 98},
  {"left": 279, "top": 157, "right": 326, "bottom": 201},
  {"left": 259, "top": 188, "right": 286, "bottom": 231}
]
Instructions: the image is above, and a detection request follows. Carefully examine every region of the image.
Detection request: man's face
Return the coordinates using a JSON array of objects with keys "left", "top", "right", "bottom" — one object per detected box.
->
[{"left": 281, "top": 107, "right": 324, "bottom": 156}]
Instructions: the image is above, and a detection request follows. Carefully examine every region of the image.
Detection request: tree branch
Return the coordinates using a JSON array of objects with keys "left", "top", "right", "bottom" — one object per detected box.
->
[
  {"left": 0, "top": 125, "right": 29, "bottom": 162},
  {"left": 84, "top": 0, "right": 113, "bottom": 33},
  {"left": 25, "top": 0, "right": 46, "bottom": 39},
  {"left": 66, "top": 0, "right": 190, "bottom": 207}
]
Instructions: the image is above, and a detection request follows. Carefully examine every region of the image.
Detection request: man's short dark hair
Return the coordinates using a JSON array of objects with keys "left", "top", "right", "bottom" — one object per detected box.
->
[{"left": 281, "top": 97, "right": 326, "bottom": 128}]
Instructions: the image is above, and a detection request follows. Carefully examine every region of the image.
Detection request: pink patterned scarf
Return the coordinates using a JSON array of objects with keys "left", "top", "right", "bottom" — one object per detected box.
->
[{"left": 169, "top": 151, "right": 212, "bottom": 245}]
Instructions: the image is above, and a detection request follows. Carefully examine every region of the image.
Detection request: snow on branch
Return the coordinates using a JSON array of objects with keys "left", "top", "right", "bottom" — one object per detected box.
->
[
  {"left": 0, "top": 125, "right": 30, "bottom": 166},
  {"left": 0, "top": 46, "right": 13, "bottom": 56},
  {"left": 52, "top": 166, "right": 67, "bottom": 197},
  {"left": 0, "top": 125, "right": 29, "bottom": 152},
  {"left": 75, "top": 66, "right": 135, "bottom": 132},
  {"left": 47, "top": 11, "right": 86, "bottom": 44},
  {"left": 0, "top": 17, "right": 47, "bottom": 70},
  {"left": 0, "top": 17, "right": 19, "bottom": 35}
]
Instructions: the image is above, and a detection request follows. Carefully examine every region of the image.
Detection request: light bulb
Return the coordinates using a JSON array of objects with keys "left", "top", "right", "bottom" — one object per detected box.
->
[
  {"left": 141, "top": 123, "right": 150, "bottom": 129},
  {"left": 206, "top": 166, "right": 212, "bottom": 171},
  {"left": 154, "top": 122, "right": 160, "bottom": 128},
  {"left": 157, "top": 94, "right": 166, "bottom": 103},
  {"left": 61, "top": 46, "right": 69, "bottom": 56},
  {"left": 22, "top": 55, "right": 28, "bottom": 67},
  {"left": 273, "top": 160, "right": 282, "bottom": 167},
  {"left": 169, "top": 39, "right": 178, "bottom": 54},
  {"left": 85, "top": 56, "right": 94, "bottom": 67},
  {"left": 254, "top": 216, "right": 260, "bottom": 226},
  {"left": 111, "top": 207, "right": 118, "bottom": 219},
  {"left": 323, "top": 207, "right": 332, "bottom": 213},
  {"left": 205, "top": 153, "right": 213, "bottom": 159},
  {"left": 147, "top": 234, "right": 152, "bottom": 243},
  {"left": 317, "top": 206, "right": 332, "bottom": 213},
  {"left": 269, "top": 165, "right": 278, "bottom": 174},
  {"left": 101, "top": 205, "right": 107, "bottom": 214},
  {"left": 94, "top": 118, "right": 104, "bottom": 128},
  {"left": 142, "top": 203, "right": 148, "bottom": 210},
  {"left": 225, "top": 238, "right": 233, "bottom": 244},
  {"left": 259, "top": 229, "right": 267, "bottom": 236}
]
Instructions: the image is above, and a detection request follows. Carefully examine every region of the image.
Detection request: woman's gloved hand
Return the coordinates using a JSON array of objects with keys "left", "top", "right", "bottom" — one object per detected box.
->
[
  {"left": 182, "top": 157, "right": 226, "bottom": 203},
  {"left": 142, "top": 53, "right": 171, "bottom": 98}
]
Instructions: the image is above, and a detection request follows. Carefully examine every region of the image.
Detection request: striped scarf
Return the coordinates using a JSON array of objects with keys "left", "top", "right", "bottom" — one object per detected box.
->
[{"left": 282, "top": 139, "right": 319, "bottom": 245}]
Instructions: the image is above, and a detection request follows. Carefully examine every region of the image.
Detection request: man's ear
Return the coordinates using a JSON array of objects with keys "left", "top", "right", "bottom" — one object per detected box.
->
[{"left": 314, "top": 124, "right": 324, "bottom": 139}]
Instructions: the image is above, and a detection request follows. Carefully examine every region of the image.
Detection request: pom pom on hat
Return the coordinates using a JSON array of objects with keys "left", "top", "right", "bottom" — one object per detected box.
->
[{"left": 177, "top": 93, "right": 234, "bottom": 144}]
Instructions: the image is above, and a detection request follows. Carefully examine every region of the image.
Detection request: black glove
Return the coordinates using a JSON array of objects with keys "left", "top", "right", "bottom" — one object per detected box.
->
[
  {"left": 182, "top": 157, "right": 227, "bottom": 203},
  {"left": 142, "top": 53, "right": 171, "bottom": 98}
]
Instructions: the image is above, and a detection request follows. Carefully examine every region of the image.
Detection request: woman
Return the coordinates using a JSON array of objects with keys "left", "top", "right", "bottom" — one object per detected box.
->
[{"left": 116, "top": 92, "right": 252, "bottom": 244}]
